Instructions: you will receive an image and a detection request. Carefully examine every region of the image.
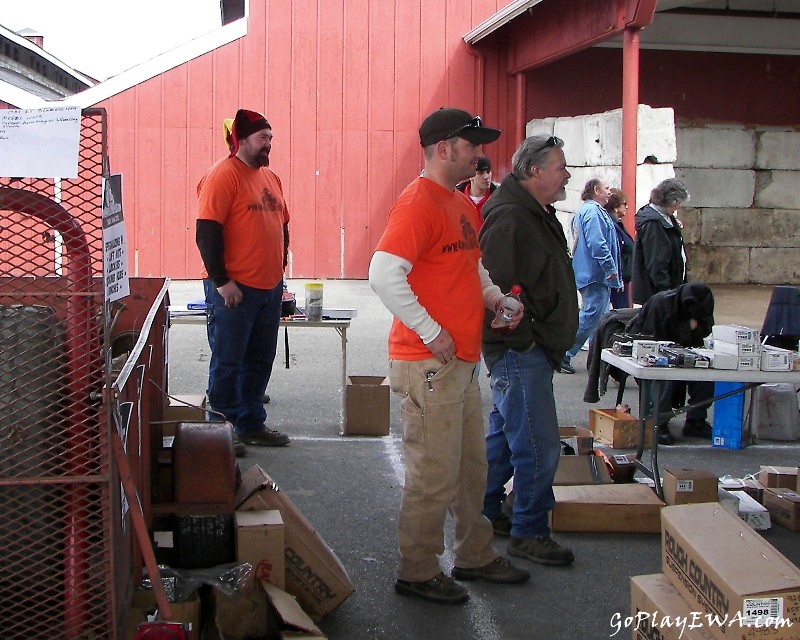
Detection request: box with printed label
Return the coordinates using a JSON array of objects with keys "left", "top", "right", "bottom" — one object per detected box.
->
[
  {"left": 630, "top": 574, "right": 718, "bottom": 640},
  {"left": 712, "top": 340, "right": 761, "bottom": 357},
  {"left": 662, "top": 467, "right": 718, "bottom": 506},
  {"left": 729, "top": 490, "right": 771, "bottom": 530},
  {"left": 661, "top": 503, "right": 800, "bottom": 640},
  {"left": 762, "top": 488, "right": 800, "bottom": 531},
  {"left": 235, "top": 465, "right": 354, "bottom": 620},
  {"left": 760, "top": 345, "right": 793, "bottom": 371},
  {"left": 712, "top": 324, "right": 760, "bottom": 344},
  {"left": 692, "top": 348, "right": 738, "bottom": 370},
  {"left": 632, "top": 340, "right": 659, "bottom": 360},
  {"left": 236, "top": 509, "right": 285, "bottom": 589},
  {"left": 588, "top": 408, "right": 652, "bottom": 449}
]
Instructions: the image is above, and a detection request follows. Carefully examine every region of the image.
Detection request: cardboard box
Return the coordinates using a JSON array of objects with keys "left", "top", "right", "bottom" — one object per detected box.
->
[
  {"left": 127, "top": 591, "right": 201, "bottom": 638},
  {"left": 692, "top": 348, "right": 738, "bottom": 370},
  {"left": 235, "top": 465, "right": 354, "bottom": 619},
  {"left": 662, "top": 468, "right": 718, "bottom": 506},
  {"left": 632, "top": 340, "right": 659, "bottom": 360},
  {"left": 661, "top": 503, "right": 800, "bottom": 640},
  {"left": 589, "top": 408, "right": 651, "bottom": 449},
  {"left": 162, "top": 394, "right": 207, "bottom": 423},
  {"left": 236, "top": 509, "right": 285, "bottom": 588},
  {"left": 551, "top": 484, "right": 663, "bottom": 533},
  {"left": 735, "top": 356, "right": 759, "bottom": 371},
  {"left": 717, "top": 488, "right": 740, "bottom": 516},
  {"left": 559, "top": 426, "right": 594, "bottom": 455},
  {"left": 760, "top": 345, "right": 793, "bottom": 371},
  {"left": 343, "top": 376, "right": 389, "bottom": 436},
  {"left": 553, "top": 454, "right": 612, "bottom": 486},
  {"left": 762, "top": 488, "right": 800, "bottom": 531},
  {"left": 630, "top": 574, "right": 718, "bottom": 640},
  {"left": 729, "top": 490, "right": 771, "bottom": 530},
  {"left": 712, "top": 324, "right": 760, "bottom": 344},
  {"left": 263, "top": 581, "right": 327, "bottom": 638},
  {"left": 718, "top": 476, "right": 764, "bottom": 503},
  {"left": 712, "top": 340, "right": 761, "bottom": 357},
  {"left": 758, "top": 466, "right": 799, "bottom": 490}
]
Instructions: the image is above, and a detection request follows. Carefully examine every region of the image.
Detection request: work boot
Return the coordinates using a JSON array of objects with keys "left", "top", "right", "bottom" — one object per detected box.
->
[
  {"left": 508, "top": 535, "right": 575, "bottom": 566},
  {"left": 394, "top": 572, "right": 469, "bottom": 604},
  {"left": 489, "top": 513, "right": 512, "bottom": 537},
  {"left": 238, "top": 427, "right": 290, "bottom": 447},
  {"left": 682, "top": 419, "right": 712, "bottom": 438},
  {"left": 451, "top": 556, "right": 530, "bottom": 584},
  {"left": 657, "top": 425, "right": 675, "bottom": 446},
  {"left": 560, "top": 357, "right": 575, "bottom": 374}
]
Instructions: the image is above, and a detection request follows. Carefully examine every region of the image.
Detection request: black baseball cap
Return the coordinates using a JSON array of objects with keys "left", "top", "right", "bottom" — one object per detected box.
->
[
  {"left": 476, "top": 156, "right": 492, "bottom": 172},
  {"left": 419, "top": 108, "right": 501, "bottom": 147}
]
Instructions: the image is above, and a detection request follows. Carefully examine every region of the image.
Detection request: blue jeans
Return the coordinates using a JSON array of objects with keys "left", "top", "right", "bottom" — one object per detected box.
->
[
  {"left": 566, "top": 282, "right": 611, "bottom": 359},
  {"left": 203, "top": 279, "right": 282, "bottom": 435},
  {"left": 483, "top": 346, "right": 561, "bottom": 538}
]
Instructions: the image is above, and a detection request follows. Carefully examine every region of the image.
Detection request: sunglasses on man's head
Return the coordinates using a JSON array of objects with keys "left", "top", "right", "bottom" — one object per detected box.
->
[
  {"left": 535, "top": 135, "right": 563, "bottom": 153},
  {"left": 444, "top": 116, "right": 483, "bottom": 140}
]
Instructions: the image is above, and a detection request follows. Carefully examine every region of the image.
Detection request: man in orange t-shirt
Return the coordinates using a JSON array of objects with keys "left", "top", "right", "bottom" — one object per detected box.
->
[
  {"left": 196, "top": 109, "right": 290, "bottom": 453},
  {"left": 369, "top": 108, "right": 529, "bottom": 605}
]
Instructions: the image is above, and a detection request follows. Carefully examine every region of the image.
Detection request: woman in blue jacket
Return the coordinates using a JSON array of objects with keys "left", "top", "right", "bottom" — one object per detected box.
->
[{"left": 561, "top": 178, "right": 620, "bottom": 374}]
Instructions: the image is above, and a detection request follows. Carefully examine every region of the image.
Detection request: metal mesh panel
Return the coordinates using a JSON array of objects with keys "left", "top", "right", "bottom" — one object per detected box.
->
[{"left": 0, "top": 110, "right": 118, "bottom": 639}]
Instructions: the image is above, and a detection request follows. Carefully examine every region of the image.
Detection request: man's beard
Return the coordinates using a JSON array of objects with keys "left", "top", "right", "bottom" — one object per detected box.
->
[{"left": 554, "top": 186, "right": 567, "bottom": 202}]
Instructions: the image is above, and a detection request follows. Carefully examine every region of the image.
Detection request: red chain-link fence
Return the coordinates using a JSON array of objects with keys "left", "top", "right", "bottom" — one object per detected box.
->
[{"left": 0, "top": 108, "right": 138, "bottom": 639}]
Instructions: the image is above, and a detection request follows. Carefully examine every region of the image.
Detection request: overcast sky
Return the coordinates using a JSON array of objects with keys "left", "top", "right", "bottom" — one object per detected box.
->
[{"left": 1, "top": 0, "right": 221, "bottom": 80}]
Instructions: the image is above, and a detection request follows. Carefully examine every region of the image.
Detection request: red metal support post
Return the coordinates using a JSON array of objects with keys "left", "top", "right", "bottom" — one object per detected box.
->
[{"left": 621, "top": 26, "right": 640, "bottom": 234}]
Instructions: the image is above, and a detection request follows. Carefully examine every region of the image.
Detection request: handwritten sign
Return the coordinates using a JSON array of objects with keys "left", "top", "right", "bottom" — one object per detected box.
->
[
  {"left": 102, "top": 175, "right": 130, "bottom": 302},
  {"left": 0, "top": 106, "right": 81, "bottom": 178}
]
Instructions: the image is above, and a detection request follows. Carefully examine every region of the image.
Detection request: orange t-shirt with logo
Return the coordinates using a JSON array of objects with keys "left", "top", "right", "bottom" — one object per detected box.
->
[
  {"left": 376, "top": 177, "right": 484, "bottom": 362},
  {"left": 197, "top": 157, "right": 289, "bottom": 290}
]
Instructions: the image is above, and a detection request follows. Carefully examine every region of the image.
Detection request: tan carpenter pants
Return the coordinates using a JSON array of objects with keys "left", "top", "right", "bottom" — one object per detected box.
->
[{"left": 389, "top": 357, "right": 497, "bottom": 582}]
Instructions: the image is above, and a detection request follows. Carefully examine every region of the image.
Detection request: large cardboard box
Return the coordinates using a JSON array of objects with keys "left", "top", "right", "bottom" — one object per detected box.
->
[
  {"left": 551, "top": 484, "right": 663, "bottom": 533},
  {"left": 758, "top": 466, "right": 800, "bottom": 490},
  {"left": 762, "top": 488, "right": 800, "bottom": 532},
  {"left": 662, "top": 467, "right": 719, "bottom": 506},
  {"left": 262, "top": 581, "right": 327, "bottom": 639},
  {"left": 553, "top": 454, "right": 612, "bottom": 486},
  {"left": 630, "top": 574, "right": 718, "bottom": 640},
  {"left": 718, "top": 476, "right": 765, "bottom": 503},
  {"left": 235, "top": 465, "right": 354, "bottom": 620},
  {"left": 343, "top": 376, "right": 390, "bottom": 436},
  {"left": 559, "top": 426, "right": 594, "bottom": 455},
  {"left": 661, "top": 503, "right": 800, "bottom": 640},
  {"left": 589, "top": 408, "right": 651, "bottom": 449},
  {"left": 236, "top": 509, "right": 285, "bottom": 588}
]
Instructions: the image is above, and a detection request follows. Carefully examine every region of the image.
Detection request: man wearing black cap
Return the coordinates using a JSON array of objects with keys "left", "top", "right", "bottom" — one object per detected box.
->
[
  {"left": 196, "top": 109, "right": 290, "bottom": 454},
  {"left": 456, "top": 156, "right": 498, "bottom": 225},
  {"left": 369, "top": 108, "right": 530, "bottom": 605}
]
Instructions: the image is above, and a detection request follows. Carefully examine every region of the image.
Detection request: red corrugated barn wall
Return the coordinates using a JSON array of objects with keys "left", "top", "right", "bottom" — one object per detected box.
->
[{"left": 89, "top": 0, "right": 508, "bottom": 280}]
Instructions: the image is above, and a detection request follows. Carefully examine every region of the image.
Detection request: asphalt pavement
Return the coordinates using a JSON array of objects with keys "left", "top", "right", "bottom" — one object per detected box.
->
[{"left": 166, "top": 280, "right": 799, "bottom": 640}]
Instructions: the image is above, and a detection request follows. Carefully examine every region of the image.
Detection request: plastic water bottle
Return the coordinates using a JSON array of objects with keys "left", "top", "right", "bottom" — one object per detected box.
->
[{"left": 491, "top": 284, "right": 522, "bottom": 333}]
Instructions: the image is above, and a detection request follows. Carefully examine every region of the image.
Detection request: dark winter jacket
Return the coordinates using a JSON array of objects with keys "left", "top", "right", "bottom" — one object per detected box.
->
[
  {"left": 627, "top": 282, "right": 715, "bottom": 347},
  {"left": 479, "top": 174, "right": 579, "bottom": 371},
  {"left": 612, "top": 217, "right": 634, "bottom": 282},
  {"left": 632, "top": 204, "right": 686, "bottom": 304}
]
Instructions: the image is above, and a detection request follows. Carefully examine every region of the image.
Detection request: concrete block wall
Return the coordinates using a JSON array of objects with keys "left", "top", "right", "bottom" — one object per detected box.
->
[
  {"left": 526, "top": 109, "right": 800, "bottom": 285},
  {"left": 676, "top": 123, "right": 800, "bottom": 284}
]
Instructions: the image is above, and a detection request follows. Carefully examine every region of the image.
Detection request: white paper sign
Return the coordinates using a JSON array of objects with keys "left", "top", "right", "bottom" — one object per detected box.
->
[
  {"left": 102, "top": 175, "right": 130, "bottom": 302},
  {"left": 0, "top": 106, "right": 81, "bottom": 178}
]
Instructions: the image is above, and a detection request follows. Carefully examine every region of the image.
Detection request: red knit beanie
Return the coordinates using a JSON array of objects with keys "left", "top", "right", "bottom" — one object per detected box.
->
[{"left": 226, "top": 109, "right": 271, "bottom": 157}]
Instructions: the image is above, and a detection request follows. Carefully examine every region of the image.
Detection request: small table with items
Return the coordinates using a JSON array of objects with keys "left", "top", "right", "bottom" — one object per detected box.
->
[
  {"left": 170, "top": 309, "right": 353, "bottom": 428},
  {"left": 600, "top": 348, "right": 800, "bottom": 499}
]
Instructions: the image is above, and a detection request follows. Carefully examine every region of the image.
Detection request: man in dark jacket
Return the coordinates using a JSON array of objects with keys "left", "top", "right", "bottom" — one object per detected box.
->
[
  {"left": 478, "top": 134, "right": 578, "bottom": 567},
  {"left": 456, "top": 156, "right": 499, "bottom": 225},
  {"left": 632, "top": 178, "right": 690, "bottom": 305},
  {"left": 627, "top": 282, "right": 716, "bottom": 443}
]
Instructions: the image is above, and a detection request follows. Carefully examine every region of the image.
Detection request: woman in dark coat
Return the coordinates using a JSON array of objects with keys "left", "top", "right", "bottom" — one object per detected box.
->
[
  {"left": 605, "top": 188, "right": 634, "bottom": 309},
  {"left": 632, "top": 178, "right": 690, "bottom": 305}
]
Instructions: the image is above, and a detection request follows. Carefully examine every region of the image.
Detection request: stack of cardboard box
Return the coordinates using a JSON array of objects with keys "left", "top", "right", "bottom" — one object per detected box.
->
[{"left": 631, "top": 503, "right": 800, "bottom": 640}]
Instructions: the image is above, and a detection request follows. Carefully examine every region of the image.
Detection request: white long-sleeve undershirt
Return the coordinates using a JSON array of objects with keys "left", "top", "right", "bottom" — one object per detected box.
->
[{"left": 368, "top": 250, "right": 504, "bottom": 344}]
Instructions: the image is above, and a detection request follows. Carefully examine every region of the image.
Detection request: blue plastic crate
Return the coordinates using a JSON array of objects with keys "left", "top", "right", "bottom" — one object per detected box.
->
[{"left": 712, "top": 382, "right": 751, "bottom": 449}]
